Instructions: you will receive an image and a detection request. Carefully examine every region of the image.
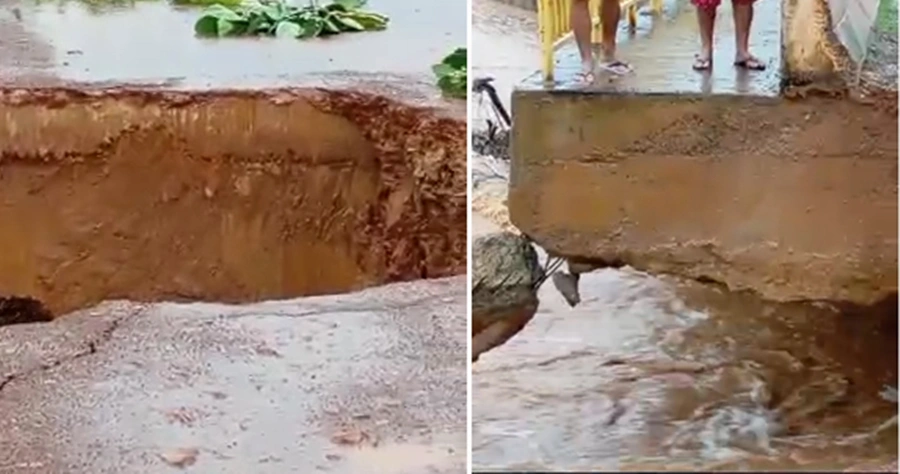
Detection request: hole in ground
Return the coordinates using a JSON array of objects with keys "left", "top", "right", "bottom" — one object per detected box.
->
[{"left": 0, "top": 88, "right": 467, "bottom": 320}]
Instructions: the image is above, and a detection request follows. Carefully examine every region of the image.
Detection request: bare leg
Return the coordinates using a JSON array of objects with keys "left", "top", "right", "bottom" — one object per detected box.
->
[
  {"left": 597, "top": 0, "right": 632, "bottom": 73},
  {"left": 693, "top": 5, "right": 716, "bottom": 70},
  {"left": 599, "top": 0, "right": 621, "bottom": 62},
  {"left": 732, "top": 1, "right": 765, "bottom": 69},
  {"left": 571, "top": 0, "right": 595, "bottom": 81}
]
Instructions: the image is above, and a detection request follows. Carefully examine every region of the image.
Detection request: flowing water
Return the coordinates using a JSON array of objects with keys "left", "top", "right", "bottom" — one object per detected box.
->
[{"left": 471, "top": 0, "right": 898, "bottom": 470}]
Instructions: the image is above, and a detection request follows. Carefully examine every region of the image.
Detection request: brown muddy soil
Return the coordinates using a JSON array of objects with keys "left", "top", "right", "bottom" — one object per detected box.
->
[{"left": 0, "top": 87, "right": 467, "bottom": 316}]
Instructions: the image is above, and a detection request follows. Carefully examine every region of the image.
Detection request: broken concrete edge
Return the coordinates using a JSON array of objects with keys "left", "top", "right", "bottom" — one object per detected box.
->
[
  {"left": 470, "top": 231, "right": 545, "bottom": 362},
  {"left": 508, "top": 90, "right": 897, "bottom": 306},
  {"left": 0, "top": 83, "right": 464, "bottom": 119},
  {"left": 781, "top": 0, "right": 896, "bottom": 105},
  {"left": 781, "top": 0, "right": 847, "bottom": 89},
  {"left": 530, "top": 235, "right": 896, "bottom": 306},
  {"left": 0, "top": 301, "right": 137, "bottom": 393}
]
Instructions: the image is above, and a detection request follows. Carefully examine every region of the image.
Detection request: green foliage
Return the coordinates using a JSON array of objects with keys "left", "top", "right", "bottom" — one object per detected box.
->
[
  {"left": 433, "top": 47, "right": 466, "bottom": 99},
  {"left": 193, "top": 0, "right": 389, "bottom": 38},
  {"left": 876, "top": 0, "right": 898, "bottom": 34},
  {"left": 173, "top": 0, "right": 242, "bottom": 7}
]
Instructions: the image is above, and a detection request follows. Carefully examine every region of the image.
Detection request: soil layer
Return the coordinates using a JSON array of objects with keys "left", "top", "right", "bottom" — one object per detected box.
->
[{"left": 0, "top": 88, "right": 467, "bottom": 315}]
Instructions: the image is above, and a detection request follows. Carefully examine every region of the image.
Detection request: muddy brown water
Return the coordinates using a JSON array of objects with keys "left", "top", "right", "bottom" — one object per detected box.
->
[
  {"left": 471, "top": 2, "right": 897, "bottom": 469},
  {"left": 473, "top": 196, "right": 898, "bottom": 471}
]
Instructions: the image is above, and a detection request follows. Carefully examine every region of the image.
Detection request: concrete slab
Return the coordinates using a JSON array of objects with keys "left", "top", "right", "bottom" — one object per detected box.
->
[
  {"left": 509, "top": 91, "right": 898, "bottom": 304},
  {"left": 0, "top": 276, "right": 466, "bottom": 474},
  {"left": 517, "top": 0, "right": 781, "bottom": 96}
]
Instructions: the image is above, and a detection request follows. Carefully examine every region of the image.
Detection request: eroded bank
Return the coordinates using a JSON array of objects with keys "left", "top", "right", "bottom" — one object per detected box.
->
[{"left": 0, "top": 88, "right": 467, "bottom": 315}]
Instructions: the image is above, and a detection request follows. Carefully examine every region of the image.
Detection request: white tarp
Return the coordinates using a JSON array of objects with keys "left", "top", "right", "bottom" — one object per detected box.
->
[{"left": 828, "top": 0, "right": 889, "bottom": 61}]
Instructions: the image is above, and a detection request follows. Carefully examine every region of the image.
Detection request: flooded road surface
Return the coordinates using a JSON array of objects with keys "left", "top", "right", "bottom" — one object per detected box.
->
[
  {"left": 471, "top": 0, "right": 898, "bottom": 470},
  {"left": 0, "top": 277, "right": 466, "bottom": 473},
  {"left": 0, "top": 0, "right": 465, "bottom": 96}
]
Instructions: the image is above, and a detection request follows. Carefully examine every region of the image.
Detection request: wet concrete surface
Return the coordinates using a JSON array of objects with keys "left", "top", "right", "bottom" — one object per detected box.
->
[
  {"left": 473, "top": 0, "right": 780, "bottom": 99},
  {"left": 0, "top": 0, "right": 464, "bottom": 103},
  {"left": 472, "top": 0, "right": 540, "bottom": 112},
  {"left": 0, "top": 276, "right": 466, "bottom": 473},
  {"left": 518, "top": 0, "right": 781, "bottom": 95}
]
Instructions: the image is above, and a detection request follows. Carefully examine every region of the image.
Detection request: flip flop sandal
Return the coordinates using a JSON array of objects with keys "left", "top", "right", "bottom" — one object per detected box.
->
[
  {"left": 574, "top": 69, "right": 595, "bottom": 84},
  {"left": 734, "top": 57, "right": 766, "bottom": 70},
  {"left": 692, "top": 55, "right": 712, "bottom": 71},
  {"left": 597, "top": 60, "right": 633, "bottom": 75}
]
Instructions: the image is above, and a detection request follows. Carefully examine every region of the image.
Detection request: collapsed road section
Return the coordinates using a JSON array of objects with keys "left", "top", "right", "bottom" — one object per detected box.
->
[
  {"left": 0, "top": 0, "right": 467, "bottom": 472},
  {"left": 0, "top": 87, "right": 466, "bottom": 315},
  {"left": 507, "top": 0, "right": 897, "bottom": 306},
  {"left": 0, "top": 89, "right": 467, "bottom": 471}
]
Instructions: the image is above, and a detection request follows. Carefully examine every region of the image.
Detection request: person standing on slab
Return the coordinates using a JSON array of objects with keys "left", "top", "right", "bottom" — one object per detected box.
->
[
  {"left": 572, "top": 0, "right": 633, "bottom": 81},
  {"left": 691, "top": 0, "right": 767, "bottom": 71}
]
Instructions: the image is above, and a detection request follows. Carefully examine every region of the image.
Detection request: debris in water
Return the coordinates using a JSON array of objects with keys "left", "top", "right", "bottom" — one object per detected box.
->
[
  {"left": 879, "top": 385, "right": 897, "bottom": 403},
  {"left": 159, "top": 447, "right": 199, "bottom": 468},
  {"left": 551, "top": 271, "right": 581, "bottom": 307},
  {"left": 472, "top": 232, "right": 543, "bottom": 361}
]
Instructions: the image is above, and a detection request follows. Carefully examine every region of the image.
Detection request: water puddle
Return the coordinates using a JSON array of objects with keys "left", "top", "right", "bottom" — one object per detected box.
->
[{"left": 1, "top": 0, "right": 465, "bottom": 88}]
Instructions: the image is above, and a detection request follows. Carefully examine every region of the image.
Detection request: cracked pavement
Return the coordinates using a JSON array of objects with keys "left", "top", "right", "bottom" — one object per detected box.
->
[{"left": 0, "top": 277, "right": 466, "bottom": 474}]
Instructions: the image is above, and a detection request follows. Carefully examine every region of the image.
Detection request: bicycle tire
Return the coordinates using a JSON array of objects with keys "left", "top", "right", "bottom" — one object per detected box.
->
[{"left": 482, "top": 83, "right": 512, "bottom": 128}]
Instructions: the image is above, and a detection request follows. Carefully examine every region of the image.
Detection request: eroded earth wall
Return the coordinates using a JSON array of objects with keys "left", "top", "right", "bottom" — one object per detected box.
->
[
  {"left": 509, "top": 93, "right": 897, "bottom": 305},
  {"left": 0, "top": 88, "right": 467, "bottom": 314}
]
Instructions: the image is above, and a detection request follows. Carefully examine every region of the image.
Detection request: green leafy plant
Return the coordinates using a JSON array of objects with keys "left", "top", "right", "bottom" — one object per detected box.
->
[
  {"left": 433, "top": 47, "right": 467, "bottom": 99},
  {"left": 194, "top": 0, "right": 389, "bottom": 38},
  {"left": 173, "top": 0, "right": 242, "bottom": 7}
]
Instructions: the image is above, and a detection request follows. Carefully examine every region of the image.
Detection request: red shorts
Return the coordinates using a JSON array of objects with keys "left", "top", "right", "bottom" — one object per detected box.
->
[{"left": 692, "top": 0, "right": 755, "bottom": 10}]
